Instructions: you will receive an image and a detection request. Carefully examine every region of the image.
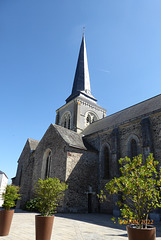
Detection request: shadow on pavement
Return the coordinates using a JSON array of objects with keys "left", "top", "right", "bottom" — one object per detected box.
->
[
  {"left": 55, "top": 213, "right": 126, "bottom": 230},
  {"left": 55, "top": 213, "right": 161, "bottom": 238},
  {"left": 12, "top": 209, "right": 161, "bottom": 238}
]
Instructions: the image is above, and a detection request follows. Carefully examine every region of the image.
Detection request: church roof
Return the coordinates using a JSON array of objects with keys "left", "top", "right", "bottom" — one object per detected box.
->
[
  {"left": 28, "top": 138, "right": 39, "bottom": 151},
  {"left": 66, "top": 34, "right": 96, "bottom": 103},
  {"left": 53, "top": 124, "right": 87, "bottom": 150},
  {"left": 82, "top": 94, "right": 161, "bottom": 136}
]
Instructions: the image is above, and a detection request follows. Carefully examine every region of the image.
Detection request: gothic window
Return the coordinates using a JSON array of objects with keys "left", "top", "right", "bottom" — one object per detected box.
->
[
  {"left": 61, "top": 112, "right": 71, "bottom": 130},
  {"left": 64, "top": 119, "right": 67, "bottom": 128},
  {"left": 45, "top": 151, "right": 52, "bottom": 178},
  {"left": 127, "top": 135, "right": 140, "bottom": 159},
  {"left": 103, "top": 147, "right": 110, "bottom": 179},
  {"left": 68, "top": 118, "right": 70, "bottom": 129},
  {"left": 85, "top": 112, "right": 98, "bottom": 127},
  {"left": 130, "top": 139, "right": 137, "bottom": 158},
  {"left": 101, "top": 145, "right": 110, "bottom": 179}
]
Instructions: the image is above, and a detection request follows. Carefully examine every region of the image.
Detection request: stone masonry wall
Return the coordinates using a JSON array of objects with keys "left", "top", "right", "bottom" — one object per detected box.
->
[
  {"left": 84, "top": 111, "right": 161, "bottom": 213},
  {"left": 65, "top": 148, "right": 98, "bottom": 213},
  {"left": 31, "top": 125, "right": 67, "bottom": 197},
  {"left": 150, "top": 112, "right": 161, "bottom": 164},
  {"left": 13, "top": 140, "right": 35, "bottom": 207}
]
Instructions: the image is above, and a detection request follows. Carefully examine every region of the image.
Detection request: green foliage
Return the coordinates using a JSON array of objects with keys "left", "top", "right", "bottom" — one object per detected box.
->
[
  {"left": 2, "top": 185, "right": 21, "bottom": 210},
  {"left": 25, "top": 198, "right": 39, "bottom": 212},
  {"left": 34, "top": 177, "right": 68, "bottom": 216},
  {"left": 103, "top": 154, "right": 161, "bottom": 228}
]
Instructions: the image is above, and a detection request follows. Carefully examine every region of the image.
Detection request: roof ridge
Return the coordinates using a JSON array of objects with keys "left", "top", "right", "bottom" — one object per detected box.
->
[
  {"left": 82, "top": 93, "right": 161, "bottom": 136},
  {"left": 52, "top": 124, "right": 86, "bottom": 150},
  {"left": 105, "top": 93, "right": 161, "bottom": 120},
  {"left": 53, "top": 123, "right": 84, "bottom": 137}
]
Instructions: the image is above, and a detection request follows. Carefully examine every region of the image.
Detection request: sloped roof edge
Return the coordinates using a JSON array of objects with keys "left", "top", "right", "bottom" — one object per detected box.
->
[
  {"left": 52, "top": 124, "right": 87, "bottom": 150},
  {"left": 82, "top": 94, "right": 161, "bottom": 136}
]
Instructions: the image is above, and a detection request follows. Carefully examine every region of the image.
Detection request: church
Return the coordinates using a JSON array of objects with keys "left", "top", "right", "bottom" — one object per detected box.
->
[{"left": 13, "top": 34, "right": 161, "bottom": 214}]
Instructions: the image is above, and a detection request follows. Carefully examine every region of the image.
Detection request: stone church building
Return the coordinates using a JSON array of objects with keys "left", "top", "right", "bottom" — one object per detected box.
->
[{"left": 13, "top": 34, "right": 161, "bottom": 214}]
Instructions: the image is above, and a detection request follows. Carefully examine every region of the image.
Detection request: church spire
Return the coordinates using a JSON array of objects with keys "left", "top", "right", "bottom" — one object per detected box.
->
[
  {"left": 66, "top": 34, "right": 96, "bottom": 103},
  {"left": 56, "top": 33, "right": 106, "bottom": 133}
]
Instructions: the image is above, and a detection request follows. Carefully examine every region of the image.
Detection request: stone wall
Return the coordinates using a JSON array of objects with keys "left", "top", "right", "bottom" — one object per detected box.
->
[
  {"left": 64, "top": 148, "right": 98, "bottom": 213},
  {"left": 150, "top": 112, "right": 161, "bottom": 163},
  {"left": 15, "top": 124, "right": 99, "bottom": 212},
  {"left": 13, "top": 140, "right": 35, "bottom": 207},
  {"left": 13, "top": 140, "right": 31, "bottom": 187},
  {"left": 56, "top": 96, "right": 106, "bottom": 133},
  {"left": 84, "top": 111, "right": 161, "bottom": 213},
  {"left": 30, "top": 125, "right": 67, "bottom": 200}
]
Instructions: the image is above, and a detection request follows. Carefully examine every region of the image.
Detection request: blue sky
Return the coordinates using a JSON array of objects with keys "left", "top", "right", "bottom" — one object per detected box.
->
[{"left": 1, "top": 0, "right": 161, "bottom": 182}]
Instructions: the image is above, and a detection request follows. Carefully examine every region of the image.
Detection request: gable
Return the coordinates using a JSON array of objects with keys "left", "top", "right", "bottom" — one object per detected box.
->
[{"left": 53, "top": 124, "right": 87, "bottom": 150}]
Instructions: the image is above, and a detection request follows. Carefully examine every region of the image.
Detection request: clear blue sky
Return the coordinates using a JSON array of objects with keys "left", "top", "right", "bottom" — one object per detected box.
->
[{"left": 1, "top": 0, "right": 161, "bottom": 182}]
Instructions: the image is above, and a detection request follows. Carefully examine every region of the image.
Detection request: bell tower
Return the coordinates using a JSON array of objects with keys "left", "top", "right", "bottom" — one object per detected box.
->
[{"left": 55, "top": 34, "right": 106, "bottom": 133}]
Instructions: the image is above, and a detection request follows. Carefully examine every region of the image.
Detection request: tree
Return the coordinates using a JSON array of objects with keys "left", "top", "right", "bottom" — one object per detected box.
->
[{"left": 103, "top": 154, "right": 161, "bottom": 228}]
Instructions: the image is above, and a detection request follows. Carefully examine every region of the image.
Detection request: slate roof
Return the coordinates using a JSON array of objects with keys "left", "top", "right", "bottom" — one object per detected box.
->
[
  {"left": 66, "top": 34, "right": 96, "bottom": 103},
  {"left": 53, "top": 124, "right": 87, "bottom": 150},
  {"left": 82, "top": 94, "right": 161, "bottom": 136}
]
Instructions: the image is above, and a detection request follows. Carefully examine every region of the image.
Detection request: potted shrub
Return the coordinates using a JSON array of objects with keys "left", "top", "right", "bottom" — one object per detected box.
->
[
  {"left": 0, "top": 184, "right": 20, "bottom": 236},
  {"left": 34, "top": 177, "right": 68, "bottom": 240},
  {"left": 100, "top": 154, "right": 161, "bottom": 240}
]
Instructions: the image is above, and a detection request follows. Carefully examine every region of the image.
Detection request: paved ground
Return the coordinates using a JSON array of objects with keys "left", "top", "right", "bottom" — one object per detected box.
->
[{"left": 0, "top": 209, "right": 161, "bottom": 240}]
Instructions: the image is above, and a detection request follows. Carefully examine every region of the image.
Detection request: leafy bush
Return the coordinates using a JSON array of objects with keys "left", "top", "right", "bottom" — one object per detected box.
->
[
  {"left": 2, "top": 185, "right": 21, "bottom": 210},
  {"left": 25, "top": 198, "right": 39, "bottom": 212},
  {"left": 34, "top": 177, "right": 68, "bottom": 216},
  {"left": 101, "top": 154, "right": 161, "bottom": 228}
]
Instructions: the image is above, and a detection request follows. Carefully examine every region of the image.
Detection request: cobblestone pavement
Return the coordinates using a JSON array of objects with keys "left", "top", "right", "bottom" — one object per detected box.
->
[{"left": 0, "top": 209, "right": 161, "bottom": 240}]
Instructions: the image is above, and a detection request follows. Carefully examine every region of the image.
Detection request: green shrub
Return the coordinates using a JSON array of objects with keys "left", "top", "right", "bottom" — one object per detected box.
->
[
  {"left": 34, "top": 177, "right": 68, "bottom": 216},
  {"left": 2, "top": 184, "right": 21, "bottom": 210},
  {"left": 25, "top": 198, "right": 39, "bottom": 212}
]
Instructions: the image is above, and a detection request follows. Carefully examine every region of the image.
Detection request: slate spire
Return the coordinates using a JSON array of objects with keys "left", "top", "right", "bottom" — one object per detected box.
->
[{"left": 66, "top": 34, "right": 96, "bottom": 103}]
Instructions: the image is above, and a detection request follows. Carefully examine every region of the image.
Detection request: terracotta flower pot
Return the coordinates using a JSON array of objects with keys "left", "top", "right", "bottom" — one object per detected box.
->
[
  {"left": 127, "top": 225, "right": 156, "bottom": 240},
  {"left": 35, "top": 215, "right": 54, "bottom": 240},
  {"left": 0, "top": 209, "right": 14, "bottom": 236}
]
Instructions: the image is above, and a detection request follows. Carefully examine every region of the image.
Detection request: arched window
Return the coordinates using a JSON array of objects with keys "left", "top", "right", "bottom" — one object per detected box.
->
[
  {"left": 45, "top": 151, "right": 52, "bottom": 178},
  {"left": 101, "top": 144, "right": 110, "bottom": 179},
  {"left": 130, "top": 139, "right": 137, "bottom": 158},
  {"left": 68, "top": 118, "right": 70, "bottom": 129},
  {"left": 64, "top": 119, "right": 67, "bottom": 128},
  {"left": 85, "top": 112, "right": 98, "bottom": 127},
  {"left": 61, "top": 112, "right": 71, "bottom": 130},
  {"left": 42, "top": 149, "right": 52, "bottom": 179},
  {"left": 127, "top": 135, "right": 140, "bottom": 159},
  {"left": 104, "top": 147, "right": 110, "bottom": 179}
]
